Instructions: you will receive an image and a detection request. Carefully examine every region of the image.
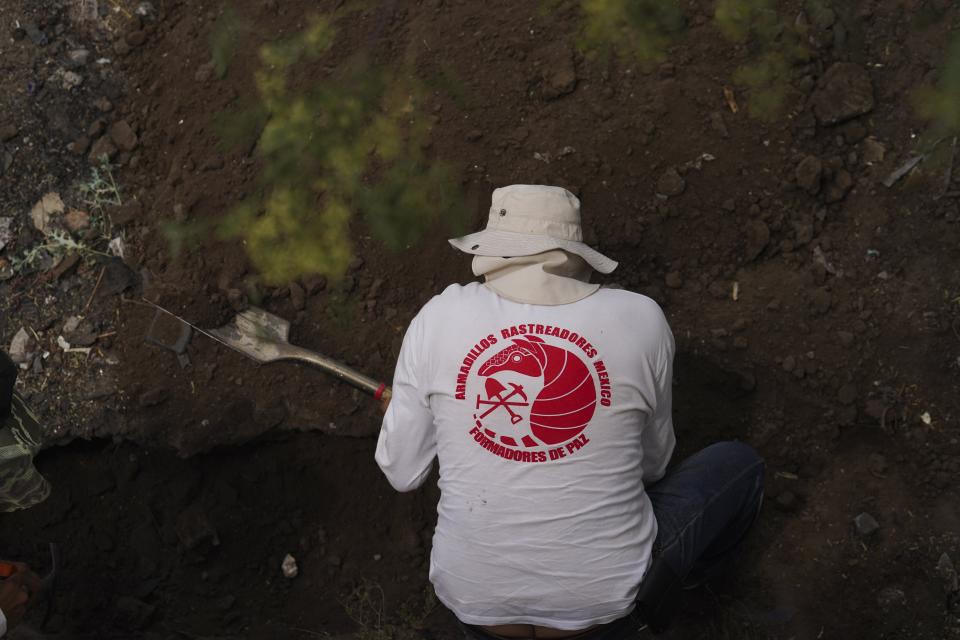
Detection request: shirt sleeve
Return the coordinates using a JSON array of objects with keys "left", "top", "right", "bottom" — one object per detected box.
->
[
  {"left": 375, "top": 311, "right": 436, "bottom": 492},
  {"left": 0, "top": 604, "right": 7, "bottom": 637},
  {"left": 640, "top": 318, "right": 676, "bottom": 485}
]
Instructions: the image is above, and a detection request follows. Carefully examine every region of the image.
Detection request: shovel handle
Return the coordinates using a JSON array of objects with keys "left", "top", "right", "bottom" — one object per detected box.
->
[{"left": 281, "top": 345, "right": 391, "bottom": 402}]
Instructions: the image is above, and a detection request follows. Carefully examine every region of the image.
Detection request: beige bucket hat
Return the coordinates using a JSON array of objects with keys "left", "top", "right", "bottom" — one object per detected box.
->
[{"left": 448, "top": 185, "right": 618, "bottom": 274}]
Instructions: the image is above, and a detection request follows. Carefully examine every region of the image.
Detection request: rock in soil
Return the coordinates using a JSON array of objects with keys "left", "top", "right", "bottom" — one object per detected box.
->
[
  {"left": 30, "top": 192, "right": 65, "bottom": 234},
  {"left": 89, "top": 136, "right": 118, "bottom": 164},
  {"left": 9, "top": 328, "right": 36, "bottom": 364},
  {"left": 796, "top": 156, "right": 823, "bottom": 194},
  {"left": 665, "top": 271, "right": 683, "bottom": 289},
  {"left": 810, "top": 63, "right": 875, "bottom": 125},
  {"left": 854, "top": 512, "right": 880, "bottom": 536},
  {"left": 541, "top": 45, "right": 578, "bottom": 100},
  {"left": 656, "top": 168, "right": 686, "bottom": 197},
  {"left": 109, "top": 120, "right": 139, "bottom": 151},
  {"left": 743, "top": 220, "right": 770, "bottom": 261}
]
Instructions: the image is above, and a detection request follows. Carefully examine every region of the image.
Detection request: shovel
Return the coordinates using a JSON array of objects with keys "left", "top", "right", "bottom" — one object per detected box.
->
[{"left": 145, "top": 301, "right": 391, "bottom": 403}]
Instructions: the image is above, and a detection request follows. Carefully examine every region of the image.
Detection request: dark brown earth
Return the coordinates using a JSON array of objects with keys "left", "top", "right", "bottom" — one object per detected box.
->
[{"left": 2, "top": 0, "right": 960, "bottom": 638}]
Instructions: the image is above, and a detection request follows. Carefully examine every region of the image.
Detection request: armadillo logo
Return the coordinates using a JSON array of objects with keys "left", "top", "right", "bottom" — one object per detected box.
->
[{"left": 455, "top": 325, "right": 613, "bottom": 463}]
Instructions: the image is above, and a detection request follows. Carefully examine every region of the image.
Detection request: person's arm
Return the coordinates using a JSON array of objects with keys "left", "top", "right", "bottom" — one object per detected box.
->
[
  {"left": 640, "top": 319, "right": 676, "bottom": 484},
  {"left": 375, "top": 313, "right": 436, "bottom": 492}
]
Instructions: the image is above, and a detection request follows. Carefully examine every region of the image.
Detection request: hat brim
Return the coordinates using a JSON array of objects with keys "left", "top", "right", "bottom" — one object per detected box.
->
[{"left": 448, "top": 229, "right": 618, "bottom": 274}]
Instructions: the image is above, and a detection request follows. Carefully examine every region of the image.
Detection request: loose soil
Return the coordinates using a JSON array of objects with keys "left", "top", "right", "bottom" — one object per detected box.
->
[{"left": 2, "top": 0, "right": 959, "bottom": 638}]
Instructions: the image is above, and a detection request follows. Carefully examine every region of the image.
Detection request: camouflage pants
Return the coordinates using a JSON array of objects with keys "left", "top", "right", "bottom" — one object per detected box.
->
[{"left": 0, "top": 393, "right": 50, "bottom": 512}]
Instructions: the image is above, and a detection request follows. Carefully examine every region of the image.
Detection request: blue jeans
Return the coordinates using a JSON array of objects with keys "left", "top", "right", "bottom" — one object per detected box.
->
[{"left": 461, "top": 441, "right": 766, "bottom": 639}]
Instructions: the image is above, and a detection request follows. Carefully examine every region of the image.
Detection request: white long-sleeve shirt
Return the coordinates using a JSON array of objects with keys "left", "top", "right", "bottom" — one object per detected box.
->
[{"left": 376, "top": 282, "right": 675, "bottom": 630}]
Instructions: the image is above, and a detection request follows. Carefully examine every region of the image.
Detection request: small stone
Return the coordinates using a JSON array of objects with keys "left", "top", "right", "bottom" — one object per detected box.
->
[
  {"left": 808, "top": 288, "right": 832, "bottom": 315},
  {"left": 0, "top": 124, "right": 17, "bottom": 142},
  {"left": 861, "top": 137, "right": 886, "bottom": 164},
  {"left": 656, "top": 168, "right": 686, "bottom": 197},
  {"left": 876, "top": 586, "right": 906, "bottom": 608},
  {"left": 542, "top": 46, "right": 577, "bottom": 100},
  {"left": 94, "top": 97, "right": 114, "bottom": 113},
  {"left": 854, "top": 512, "right": 880, "bottom": 536},
  {"left": 125, "top": 30, "right": 147, "bottom": 47},
  {"left": 825, "top": 169, "right": 853, "bottom": 203},
  {"left": 810, "top": 63, "right": 875, "bottom": 125},
  {"left": 281, "top": 554, "right": 298, "bottom": 579},
  {"left": 139, "top": 388, "right": 169, "bottom": 407},
  {"left": 67, "top": 136, "right": 91, "bottom": 155},
  {"left": 665, "top": 271, "right": 683, "bottom": 289},
  {"left": 796, "top": 156, "right": 823, "bottom": 195},
  {"left": 88, "top": 136, "right": 118, "bottom": 165},
  {"left": 289, "top": 282, "right": 306, "bottom": 310},
  {"left": 195, "top": 62, "right": 216, "bottom": 83},
  {"left": 109, "top": 120, "right": 139, "bottom": 152},
  {"left": 9, "top": 328, "right": 36, "bottom": 365},
  {"left": 30, "top": 192, "right": 65, "bottom": 234},
  {"left": 709, "top": 111, "right": 730, "bottom": 138},
  {"left": 68, "top": 48, "right": 91, "bottom": 66},
  {"left": 782, "top": 355, "right": 796, "bottom": 372},
  {"left": 868, "top": 454, "right": 887, "bottom": 475},
  {"left": 744, "top": 220, "right": 770, "bottom": 261},
  {"left": 465, "top": 129, "right": 483, "bottom": 142},
  {"left": 113, "top": 38, "right": 131, "bottom": 56},
  {"left": 62, "top": 71, "right": 84, "bottom": 90},
  {"left": 721, "top": 198, "right": 736, "bottom": 212},
  {"left": 64, "top": 209, "right": 91, "bottom": 232},
  {"left": 303, "top": 274, "right": 327, "bottom": 295}
]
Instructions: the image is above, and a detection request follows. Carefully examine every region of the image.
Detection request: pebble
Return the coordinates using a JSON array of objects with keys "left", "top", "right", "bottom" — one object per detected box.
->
[
  {"left": 289, "top": 282, "right": 306, "bottom": 310},
  {"left": 542, "top": 47, "right": 577, "bottom": 100},
  {"left": 810, "top": 63, "right": 875, "bottom": 125},
  {"left": 109, "top": 120, "right": 139, "bottom": 152},
  {"left": 303, "top": 274, "right": 327, "bottom": 295},
  {"left": 465, "top": 129, "right": 483, "bottom": 142},
  {"left": 854, "top": 512, "right": 880, "bottom": 536},
  {"left": 656, "top": 168, "right": 686, "bottom": 197},
  {"left": 836, "top": 330, "right": 855, "bottom": 346},
  {"left": 67, "top": 48, "right": 90, "bottom": 66},
  {"left": 862, "top": 138, "right": 886, "bottom": 164},
  {"left": 782, "top": 355, "right": 796, "bottom": 373},
  {"left": 665, "top": 271, "right": 683, "bottom": 289},
  {"left": 0, "top": 124, "right": 17, "bottom": 142},
  {"left": 876, "top": 586, "right": 906, "bottom": 608},
  {"left": 138, "top": 387, "right": 169, "bottom": 407},
  {"left": 62, "top": 71, "right": 84, "bottom": 90},
  {"left": 796, "top": 156, "right": 823, "bottom": 195},
  {"left": 744, "top": 220, "right": 770, "bottom": 261},
  {"left": 281, "top": 553, "right": 298, "bottom": 579},
  {"left": 9, "top": 328, "right": 35, "bottom": 365},
  {"left": 88, "top": 136, "right": 118, "bottom": 164}
]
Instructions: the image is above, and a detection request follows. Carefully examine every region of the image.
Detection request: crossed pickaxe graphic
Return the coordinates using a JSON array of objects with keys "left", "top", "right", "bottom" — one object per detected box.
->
[{"left": 476, "top": 378, "right": 529, "bottom": 424}]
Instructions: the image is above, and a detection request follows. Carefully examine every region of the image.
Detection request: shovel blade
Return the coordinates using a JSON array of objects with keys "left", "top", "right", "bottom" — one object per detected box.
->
[{"left": 208, "top": 307, "right": 293, "bottom": 363}]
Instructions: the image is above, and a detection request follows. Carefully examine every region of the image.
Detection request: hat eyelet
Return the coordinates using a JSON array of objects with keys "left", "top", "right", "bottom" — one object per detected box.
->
[
  {"left": 471, "top": 244, "right": 480, "bottom": 250},
  {"left": 499, "top": 209, "right": 506, "bottom": 217}
]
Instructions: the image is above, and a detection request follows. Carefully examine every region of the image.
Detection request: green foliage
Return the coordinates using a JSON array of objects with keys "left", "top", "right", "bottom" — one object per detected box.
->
[
  {"left": 577, "top": 0, "right": 686, "bottom": 65},
  {"left": 915, "top": 35, "right": 960, "bottom": 134},
  {"left": 211, "top": 16, "right": 463, "bottom": 284},
  {"left": 78, "top": 159, "right": 122, "bottom": 236},
  {"left": 209, "top": 7, "right": 248, "bottom": 78},
  {"left": 715, "top": 0, "right": 813, "bottom": 121}
]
